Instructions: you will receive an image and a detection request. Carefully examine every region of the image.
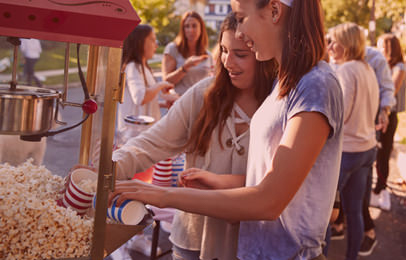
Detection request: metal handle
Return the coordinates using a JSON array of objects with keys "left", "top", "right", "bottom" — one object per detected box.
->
[
  {"left": 6, "top": 37, "right": 21, "bottom": 90},
  {"left": 61, "top": 42, "right": 70, "bottom": 104},
  {"left": 114, "top": 71, "right": 126, "bottom": 103}
]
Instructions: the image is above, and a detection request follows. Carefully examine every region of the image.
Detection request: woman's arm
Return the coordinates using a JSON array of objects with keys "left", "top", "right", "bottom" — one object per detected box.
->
[
  {"left": 113, "top": 79, "right": 211, "bottom": 179},
  {"left": 162, "top": 54, "right": 186, "bottom": 85},
  {"left": 110, "top": 112, "right": 330, "bottom": 221},
  {"left": 142, "top": 81, "right": 173, "bottom": 105},
  {"left": 392, "top": 67, "right": 406, "bottom": 95},
  {"left": 162, "top": 54, "right": 210, "bottom": 84}
]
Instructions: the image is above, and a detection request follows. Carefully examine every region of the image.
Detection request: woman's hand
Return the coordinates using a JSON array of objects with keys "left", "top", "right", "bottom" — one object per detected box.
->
[
  {"left": 179, "top": 168, "right": 219, "bottom": 189},
  {"left": 160, "top": 89, "right": 180, "bottom": 108},
  {"left": 108, "top": 179, "right": 166, "bottom": 207},
  {"left": 183, "top": 54, "right": 209, "bottom": 71},
  {"left": 158, "top": 81, "right": 174, "bottom": 93}
]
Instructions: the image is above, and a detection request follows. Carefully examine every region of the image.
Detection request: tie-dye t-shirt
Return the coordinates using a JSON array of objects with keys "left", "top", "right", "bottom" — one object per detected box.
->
[{"left": 238, "top": 61, "right": 344, "bottom": 260}]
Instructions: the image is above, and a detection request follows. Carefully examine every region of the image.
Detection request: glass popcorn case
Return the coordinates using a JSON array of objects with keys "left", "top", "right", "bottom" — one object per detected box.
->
[{"left": 0, "top": 1, "right": 147, "bottom": 259}]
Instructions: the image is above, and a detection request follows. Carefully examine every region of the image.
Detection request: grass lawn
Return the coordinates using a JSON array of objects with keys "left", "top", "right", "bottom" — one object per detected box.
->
[
  {"left": 0, "top": 41, "right": 88, "bottom": 74},
  {"left": 0, "top": 37, "right": 167, "bottom": 86}
]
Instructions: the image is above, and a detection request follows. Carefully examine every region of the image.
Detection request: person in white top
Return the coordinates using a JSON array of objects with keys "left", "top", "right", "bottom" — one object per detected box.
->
[
  {"left": 328, "top": 23, "right": 379, "bottom": 260},
  {"left": 116, "top": 25, "right": 175, "bottom": 145},
  {"left": 20, "top": 38, "right": 42, "bottom": 87},
  {"left": 112, "top": 24, "right": 175, "bottom": 258},
  {"left": 111, "top": 12, "right": 277, "bottom": 260}
]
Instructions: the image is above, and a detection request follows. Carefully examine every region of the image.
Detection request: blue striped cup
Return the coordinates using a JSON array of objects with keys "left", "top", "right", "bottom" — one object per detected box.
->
[{"left": 93, "top": 195, "right": 147, "bottom": 225}]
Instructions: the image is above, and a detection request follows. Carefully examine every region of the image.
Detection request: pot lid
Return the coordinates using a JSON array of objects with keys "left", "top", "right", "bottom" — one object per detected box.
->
[
  {"left": 0, "top": 84, "right": 60, "bottom": 99},
  {"left": 124, "top": 115, "right": 155, "bottom": 125}
]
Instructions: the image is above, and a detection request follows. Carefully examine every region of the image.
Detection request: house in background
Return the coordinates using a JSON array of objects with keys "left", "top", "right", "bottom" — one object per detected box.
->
[
  {"left": 175, "top": 0, "right": 206, "bottom": 17},
  {"left": 204, "top": 0, "right": 231, "bottom": 31}
]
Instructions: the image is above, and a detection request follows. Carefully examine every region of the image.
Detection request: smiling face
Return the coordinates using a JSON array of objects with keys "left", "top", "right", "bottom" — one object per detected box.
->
[
  {"left": 184, "top": 17, "right": 202, "bottom": 44},
  {"left": 231, "top": 0, "right": 279, "bottom": 61},
  {"left": 220, "top": 30, "right": 257, "bottom": 90},
  {"left": 144, "top": 30, "right": 158, "bottom": 61}
]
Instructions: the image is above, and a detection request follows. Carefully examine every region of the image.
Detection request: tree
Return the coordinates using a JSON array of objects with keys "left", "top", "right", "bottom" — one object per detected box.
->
[
  {"left": 322, "top": 0, "right": 405, "bottom": 34},
  {"left": 374, "top": 0, "right": 406, "bottom": 33},
  {"left": 322, "top": 0, "right": 370, "bottom": 30},
  {"left": 129, "top": 0, "right": 176, "bottom": 33}
]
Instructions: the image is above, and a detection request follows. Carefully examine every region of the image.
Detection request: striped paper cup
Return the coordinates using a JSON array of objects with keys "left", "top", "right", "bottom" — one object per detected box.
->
[
  {"left": 172, "top": 154, "right": 185, "bottom": 187},
  {"left": 152, "top": 159, "right": 172, "bottom": 187},
  {"left": 62, "top": 168, "right": 97, "bottom": 215},
  {"left": 93, "top": 196, "right": 147, "bottom": 225}
]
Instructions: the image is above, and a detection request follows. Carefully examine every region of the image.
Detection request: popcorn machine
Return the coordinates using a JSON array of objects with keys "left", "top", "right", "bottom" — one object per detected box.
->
[{"left": 0, "top": 0, "right": 144, "bottom": 259}]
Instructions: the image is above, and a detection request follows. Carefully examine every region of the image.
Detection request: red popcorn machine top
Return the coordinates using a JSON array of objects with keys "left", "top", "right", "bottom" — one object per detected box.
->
[
  {"left": 0, "top": 0, "right": 140, "bottom": 47},
  {"left": 0, "top": 1, "right": 143, "bottom": 259}
]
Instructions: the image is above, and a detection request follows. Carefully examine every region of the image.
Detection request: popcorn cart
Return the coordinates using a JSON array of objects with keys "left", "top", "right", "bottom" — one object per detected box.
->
[{"left": 0, "top": 0, "right": 147, "bottom": 259}]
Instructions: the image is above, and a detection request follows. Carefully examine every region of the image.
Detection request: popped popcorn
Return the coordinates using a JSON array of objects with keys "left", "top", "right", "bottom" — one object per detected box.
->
[
  {"left": 0, "top": 159, "right": 94, "bottom": 259},
  {"left": 77, "top": 178, "right": 97, "bottom": 194}
]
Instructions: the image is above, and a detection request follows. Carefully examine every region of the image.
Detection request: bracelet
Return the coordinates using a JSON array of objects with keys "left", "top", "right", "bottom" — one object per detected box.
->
[{"left": 181, "top": 66, "right": 187, "bottom": 73}]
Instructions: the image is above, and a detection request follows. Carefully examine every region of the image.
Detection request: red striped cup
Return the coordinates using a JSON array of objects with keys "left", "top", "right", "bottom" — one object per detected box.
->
[
  {"left": 152, "top": 159, "right": 172, "bottom": 187},
  {"left": 62, "top": 168, "right": 97, "bottom": 215}
]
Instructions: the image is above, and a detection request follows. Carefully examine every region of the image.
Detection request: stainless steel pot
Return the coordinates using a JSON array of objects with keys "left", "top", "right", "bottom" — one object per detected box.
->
[{"left": 0, "top": 84, "right": 60, "bottom": 135}]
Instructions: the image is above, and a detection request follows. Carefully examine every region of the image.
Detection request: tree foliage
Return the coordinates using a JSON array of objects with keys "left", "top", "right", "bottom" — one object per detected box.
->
[
  {"left": 322, "top": 0, "right": 370, "bottom": 29},
  {"left": 129, "top": 0, "right": 176, "bottom": 32},
  {"left": 322, "top": 0, "right": 405, "bottom": 34}
]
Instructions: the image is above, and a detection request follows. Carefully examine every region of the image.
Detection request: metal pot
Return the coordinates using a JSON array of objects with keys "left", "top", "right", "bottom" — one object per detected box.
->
[{"left": 0, "top": 84, "right": 60, "bottom": 135}]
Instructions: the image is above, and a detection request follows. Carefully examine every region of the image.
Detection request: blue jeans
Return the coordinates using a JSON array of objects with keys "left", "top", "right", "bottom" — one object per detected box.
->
[
  {"left": 23, "top": 57, "right": 42, "bottom": 87},
  {"left": 338, "top": 148, "right": 377, "bottom": 260},
  {"left": 172, "top": 245, "right": 200, "bottom": 260}
]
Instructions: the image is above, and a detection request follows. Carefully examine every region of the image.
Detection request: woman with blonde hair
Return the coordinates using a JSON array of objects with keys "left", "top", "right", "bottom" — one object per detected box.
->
[
  {"left": 328, "top": 23, "right": 379, "bottom": 260},
  {"left": 162, "top": 11, "right": 214, "bottom": 96}
]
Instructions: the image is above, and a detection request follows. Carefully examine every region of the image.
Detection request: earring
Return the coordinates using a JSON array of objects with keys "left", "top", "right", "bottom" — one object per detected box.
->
[{"left": 273, "top": 17, "right": 277, "bottom": 23}]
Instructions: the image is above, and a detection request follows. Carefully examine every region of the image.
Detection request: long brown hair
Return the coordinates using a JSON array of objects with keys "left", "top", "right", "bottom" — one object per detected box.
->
[
  {"left": 122, "top": 24, "right": 153, "bottom": 86},
  {"left": 257, "top": 0, "right": 325, "bottom": 98},
  {"left": 186, "top": 12, "right": 278, "bottom": 156},
  {"left": 175, "top": 11, "right": 209, "bottom": 58},
  {"left": 379, "top": 33, "right": 404, "bottom": 68}
]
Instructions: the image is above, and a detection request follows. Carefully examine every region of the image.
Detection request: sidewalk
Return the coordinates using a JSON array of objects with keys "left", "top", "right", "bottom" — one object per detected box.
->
[{"left": 328, "top": 142, "right": 406, "bottom": 260}]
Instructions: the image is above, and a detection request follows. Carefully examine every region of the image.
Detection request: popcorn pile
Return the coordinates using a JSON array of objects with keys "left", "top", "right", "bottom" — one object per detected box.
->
[
  {"left": 77, "top": 178, "right": 97, "bottom": 194},
  {"left": 0, "top": 159, "right": 93, "bottom": 259}
]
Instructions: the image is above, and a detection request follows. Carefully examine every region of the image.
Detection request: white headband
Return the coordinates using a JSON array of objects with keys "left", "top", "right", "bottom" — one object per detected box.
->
[{"left": 280, "top": 0, "right": 294, "bottom": 7}]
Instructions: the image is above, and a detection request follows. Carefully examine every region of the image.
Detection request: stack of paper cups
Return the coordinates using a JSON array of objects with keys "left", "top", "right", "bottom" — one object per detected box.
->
[
  {"left": 172, "top": 153, "right": 185, "bottom": 187},
  {"left": 152, "top": 159, "right": 172, "bottom": 187}
]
